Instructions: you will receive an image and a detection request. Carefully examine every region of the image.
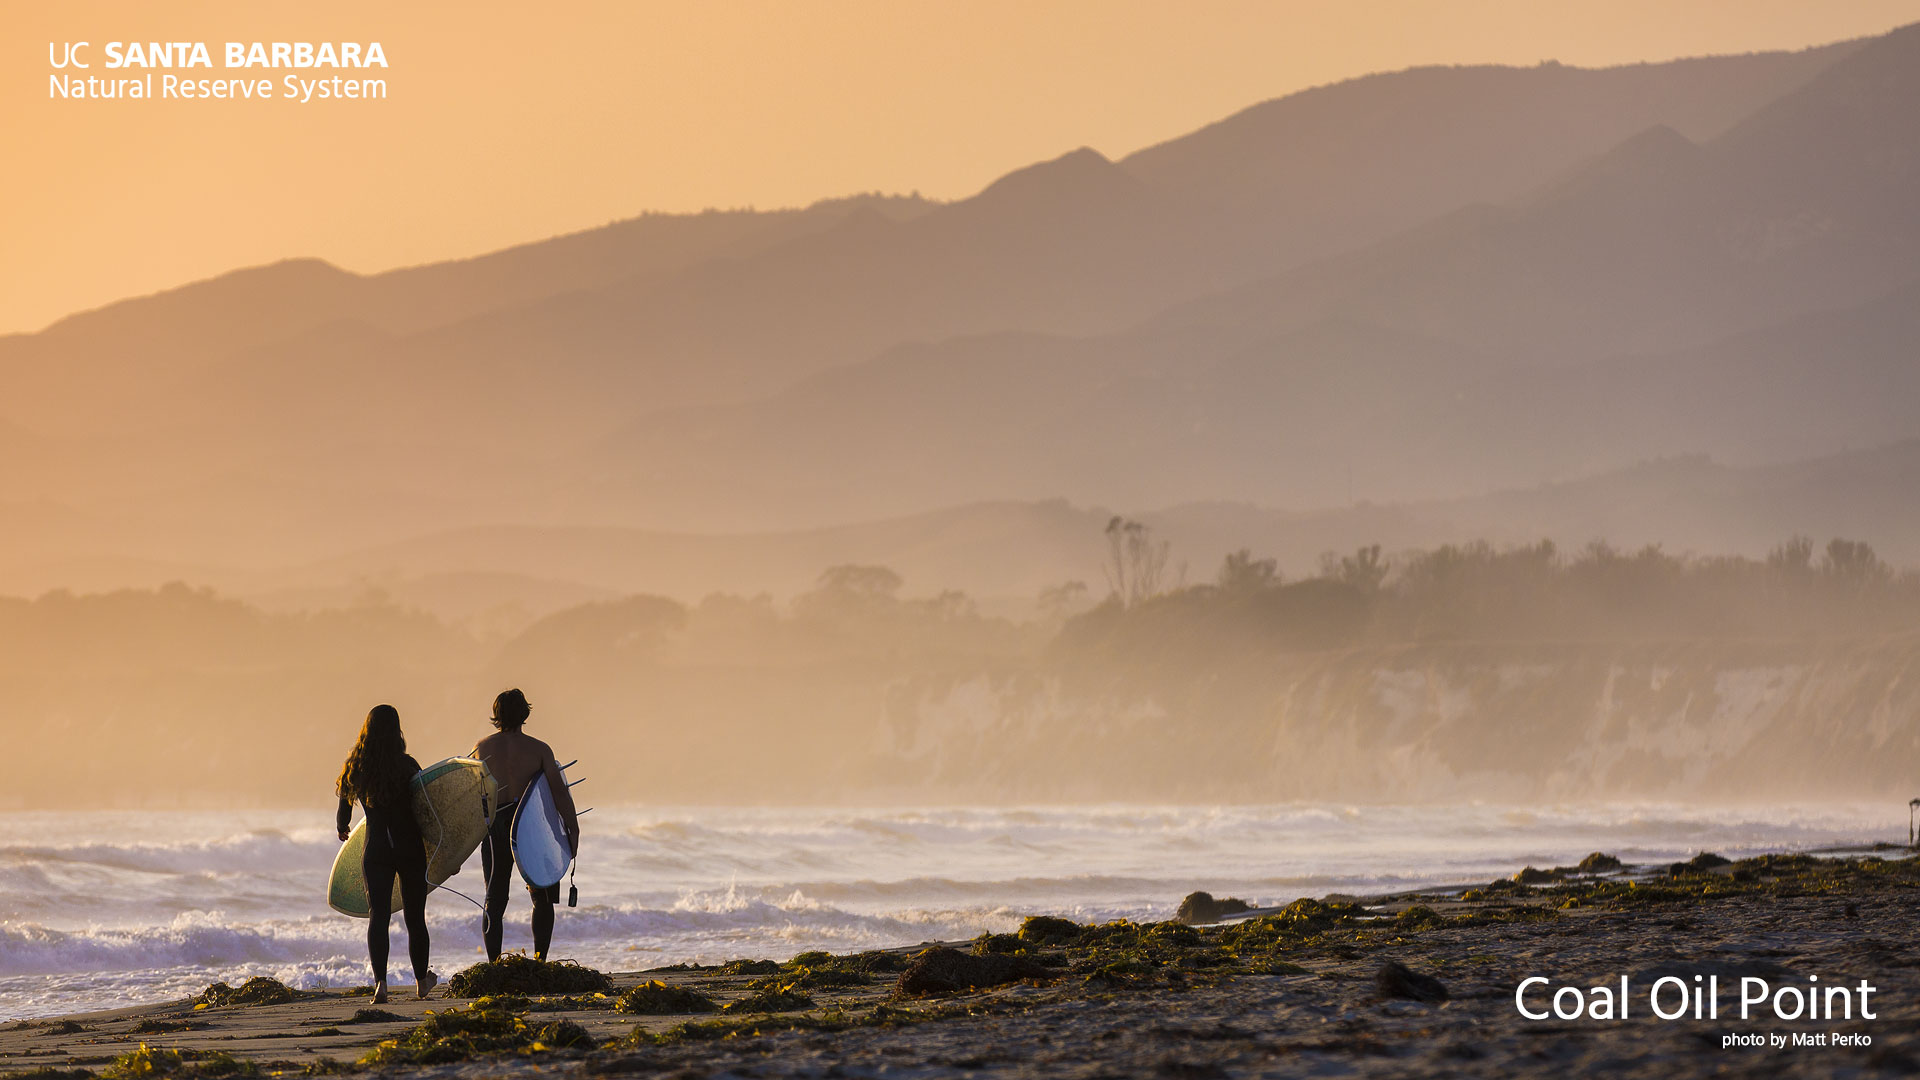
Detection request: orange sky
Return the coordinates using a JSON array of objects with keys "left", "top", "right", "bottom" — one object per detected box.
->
[{"left": 5, "top": 0, "right": 1920, "bottom": 335}]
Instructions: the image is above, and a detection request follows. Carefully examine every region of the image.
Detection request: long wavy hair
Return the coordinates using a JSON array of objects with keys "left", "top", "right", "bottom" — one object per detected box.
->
[{"left": 336, "top": 704, "right": 410, "bottom": 808}]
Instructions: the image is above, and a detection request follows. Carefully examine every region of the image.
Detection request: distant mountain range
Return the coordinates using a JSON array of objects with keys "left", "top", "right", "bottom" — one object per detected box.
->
[
  {"left": 3, "top": 27, "right": 1917, "bottom": 600},
  {"left": 6, "top": 440, "right": 1916, "bottom": 630}
]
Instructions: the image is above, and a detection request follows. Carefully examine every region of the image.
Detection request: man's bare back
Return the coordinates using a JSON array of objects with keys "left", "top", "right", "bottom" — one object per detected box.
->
[{"left": 472, "top": 728, "right": 579, "bottom": 853}]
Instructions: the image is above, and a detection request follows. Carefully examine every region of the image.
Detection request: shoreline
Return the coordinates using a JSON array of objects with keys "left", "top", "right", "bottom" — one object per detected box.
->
[{"left": 5, "top": 849, "right": 1919, "bottom": 1078}]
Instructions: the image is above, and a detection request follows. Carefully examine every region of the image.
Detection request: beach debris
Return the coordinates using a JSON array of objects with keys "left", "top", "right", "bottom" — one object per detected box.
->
[
  {"left": 100, "top": 1044, "right": 248, "bottom": 1080},
  {"left": 971, "top": 932, "right": 1029, "bottom": 955},
  {"left": 615, "top": 980, "right": 718, "bottom": 1015},
  {"left": 1218, "top": 898, "right": 1367, "bottom": 953},
  {"left": 1512, "top": 866, "right": 1562, "bottom": 884},
  {"left": 1174, "top": 891, "right": 1253, "bottom": 924},
  {"left": 130, "top": 1020, "right": 203, "bottom": 1034},
  {"left": 1577, "top": 852, "right": 1623, "bottom": 873},
  {"left": 1374, "top": 961, "right": 1449, "bottom": 1003},
  {"left": 718, "top": 985, "right": 815, "bottom": 1014},
  {"left": 341, "top": 1008, "right": 405, "bottom": 1024},
  {"left": 1667, "top": 852, "right": 1733, "bottom": 877},
  {"left": 845, "top": 950, "right": 912, "bottom": 973},
  {"left": 444, "top": 955, "right": 612, "bottom": 997},
  {"left": 1017, "top": 915, "right": 1082, "bottom": 947},
  {"left": 360, "top": 997, "right": 589, "bottom": 1065},
  {"left": 32, "top": 1021, "right": 90, "bottom": 1036},
  {"left": 717, "top": 959, "right": 780, "bottom": 976},
  {"left": 526, "top": 993, "right": 615, "bottom": 1012},
  {"left": 896, "top": 947, "right": 1049, "bottom": 995},
  {"left": 754, "top": 964, "right": 871, "bottom": 989},
  {"left": 1395, "top": 906, "right": 1448, "bottom": 931},
  {"left": 197, "top": 977, "right": 297, "bottom": 1007}
]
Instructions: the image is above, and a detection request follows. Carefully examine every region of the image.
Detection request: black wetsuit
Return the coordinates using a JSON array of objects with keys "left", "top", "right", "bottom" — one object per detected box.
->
[
  {"left": 481, "top": 798, "right": 558, "bottom": 961},
  {"left": 336, "top": 754, "right": 428, "bottom": 985}
]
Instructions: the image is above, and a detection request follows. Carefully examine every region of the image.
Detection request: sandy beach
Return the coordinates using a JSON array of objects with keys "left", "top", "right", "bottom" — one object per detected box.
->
[{"left": 5, "top": 850, "right": 1916, "bottom": 1079}]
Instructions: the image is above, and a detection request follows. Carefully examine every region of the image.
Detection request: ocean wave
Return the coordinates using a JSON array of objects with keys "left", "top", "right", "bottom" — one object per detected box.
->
[
  {"left": 0, "top": 891, "right": 1007, "bottom": 979},
  {"left": 0, "top": 916, "right": 356, "bottom": 977},
  {"left": 0, "top": 802, "right": 1897, "bottom": 1019},
  {"left": 0, "top": 830, "right": 332, "bottom": 877}
]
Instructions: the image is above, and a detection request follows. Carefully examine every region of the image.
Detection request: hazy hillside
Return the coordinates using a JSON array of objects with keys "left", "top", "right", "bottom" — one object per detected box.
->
[
  {"left": 0, "top": 198, "right": 935, "bottom": 438},
  {"left": 574, "top": 25, "right": 1920, "bottom": 519},
  {"left": 4, "top": 441, "right": 1890, "bottom": 622},
  {"left": 1120, "top": 44, "right": 1855, "bottom": 276},
  {"left": 0, "top": 38, "right": 1892, "bottom": 582}
]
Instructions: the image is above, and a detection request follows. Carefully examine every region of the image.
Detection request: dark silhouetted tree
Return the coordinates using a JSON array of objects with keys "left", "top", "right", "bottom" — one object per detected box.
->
[
  {"left": 1822, "top": 539, "right": 1890, "bottom": 589},
  {"left": 1768, "top": 535, "right": 1814, "bottom": 576},
  {"left": 1103, "top": 517, "right": 1173, "bottom": 607},
  {"left": 1320, "top": 544, "right": 1387, "bottom": 592},
  {"left": 1217, "top": 548, "right": 1280, "bottom": 592}
]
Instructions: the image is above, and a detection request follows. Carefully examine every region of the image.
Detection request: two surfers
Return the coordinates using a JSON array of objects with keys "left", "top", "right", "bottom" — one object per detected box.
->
[{"left": 332, "top": 689, "right": 580, "bottom": 1000}]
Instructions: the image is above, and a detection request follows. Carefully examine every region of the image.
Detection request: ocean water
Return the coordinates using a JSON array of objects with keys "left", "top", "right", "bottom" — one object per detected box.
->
[{"left": 0, "top": 802, "right": 1899, "bottom": 1019}]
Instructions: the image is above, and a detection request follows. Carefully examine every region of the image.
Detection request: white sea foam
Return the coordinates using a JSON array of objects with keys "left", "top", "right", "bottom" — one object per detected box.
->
[{"left": 0, "top": 803, "right": 1895, "bottom": 1018}]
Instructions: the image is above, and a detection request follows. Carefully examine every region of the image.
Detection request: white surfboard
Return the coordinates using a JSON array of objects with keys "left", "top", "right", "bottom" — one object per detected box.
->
[
  {"left": 512, "top": 770, "right": 572, "bottom": 889},
  {"left": 328, "top": 757, "right": 498, "bottom": 918}
]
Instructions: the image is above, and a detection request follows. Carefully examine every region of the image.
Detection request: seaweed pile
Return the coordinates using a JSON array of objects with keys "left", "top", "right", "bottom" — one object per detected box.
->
[
  {"left": 443, "top": 956, "right": 612, "bottom": 998},
  {"left": 196, "top": 979, "right": 298, "bottom": 1008},
  {"left": 615, "top": 982, "right": 717, "bottom": 1016},
  {"left": 360, "top": 997, "right": 591, "bottom": 1066}
]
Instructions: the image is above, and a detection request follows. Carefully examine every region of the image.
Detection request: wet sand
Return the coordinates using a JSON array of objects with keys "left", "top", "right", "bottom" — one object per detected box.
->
[{"left": 6, "top": 854, "right": 1918, "bottom": 1079}]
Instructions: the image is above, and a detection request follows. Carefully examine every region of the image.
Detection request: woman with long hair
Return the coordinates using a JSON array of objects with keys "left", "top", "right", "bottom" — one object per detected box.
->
[{"left": 334, "top": 704, "right": 436, "bottom": 1002}]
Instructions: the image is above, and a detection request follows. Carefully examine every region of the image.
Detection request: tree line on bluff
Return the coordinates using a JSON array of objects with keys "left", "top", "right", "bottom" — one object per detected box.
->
[{"left": 0, "top": 530, "right": 1909, "bottom": 679}]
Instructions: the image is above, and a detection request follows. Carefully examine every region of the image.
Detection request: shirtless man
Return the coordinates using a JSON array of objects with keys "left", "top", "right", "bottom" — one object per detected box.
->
[{"left": 471, "top": 688, "right": 580, "bottom": 962}]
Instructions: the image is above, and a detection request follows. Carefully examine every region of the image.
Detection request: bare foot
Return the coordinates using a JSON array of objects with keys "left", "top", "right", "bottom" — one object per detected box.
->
[
  {"left": 415, "top": 971, "right": 439, "bottom": 999},
  {"left": 371, "top": 980, "right": 388, "bottom": 1005}
]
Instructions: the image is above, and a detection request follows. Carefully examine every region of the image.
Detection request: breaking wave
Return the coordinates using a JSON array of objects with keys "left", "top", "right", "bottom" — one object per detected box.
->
[{"left": 0, "top": 801, "right": 1894, "bottom": 1018}]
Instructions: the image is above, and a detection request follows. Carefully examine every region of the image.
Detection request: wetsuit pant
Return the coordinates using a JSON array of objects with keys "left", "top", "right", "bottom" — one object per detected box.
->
[
  {"left": 482, "top": 800, "right": 556, "bottom": 961},
  {"left": 364, "top": 833, "right": 430, "bottom": 985}
]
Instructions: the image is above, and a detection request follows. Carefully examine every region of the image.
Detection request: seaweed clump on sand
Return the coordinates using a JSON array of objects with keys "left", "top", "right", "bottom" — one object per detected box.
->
[
  {"left": 1394, "top": 906, "right": 1448, "bottom": 932},
  {"left": 1543, "top": 853, "right": 1920, "bottom": 911},
  {"left": 844, "top": 950, "right": 912, "bottom": 974},
  {"left": 752, "top": 965, "right": 870, "bottom": 990},
  {"left": 621, "top": 999, "right": 998, "bottom": 1049},
  {"left": 360, "top": 997, "right": 590, "bottom": 1066},
  {"left": 1017, "top": 916, "right": 1082, "bottom": 947},
  {"left": 718, "top": 986, "right": 815, "bottom": 1014},
  {"left": 444, "top": 955, "right": 613, "bottom": 998},
  {"left": 1667, "top": 852, "right": 1732, "bottom": 877},
  {"left": 197, "top": 978, "right": 298, "bottom": 1007},
  {"left": 100, "top": 1045, "right": 253, "bottom": 1080},
  {"left": 130, "top": 1021, "right": 203, "bottom": 1035},
  {"left": 4, "top": 1069, "right": 97, "bottom": 1080},
  {"left": 1174, "top": 891, "right": 1253, "bottom": 924},
  {"left": 896, "top": 947, "right": 1049, "bottom": 996},
  {"left": 33, "top": 1021, "right": 90, "bottom": 1037},
  {"left": 1218, "top": 898, "right": 1368, "bottom": 955},
  {"left": 717, "top": 959, "right": 779, "bottom": 976},
  {"left": 970, "top": 933, "right": 1030, "bottom": 955},
  {"left": 614, "top": 981, "right": 718, "bottom": 1016}
]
